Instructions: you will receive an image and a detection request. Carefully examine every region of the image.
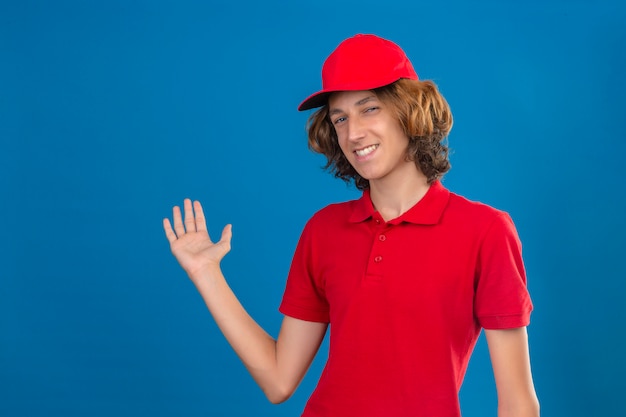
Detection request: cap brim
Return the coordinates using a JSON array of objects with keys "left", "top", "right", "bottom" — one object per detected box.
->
[
  {"left": 298, "top": 75, "right": 417, "bottom": 111},
  {"left": 298, "top": 90, "right": 332, "bottom": 111}
]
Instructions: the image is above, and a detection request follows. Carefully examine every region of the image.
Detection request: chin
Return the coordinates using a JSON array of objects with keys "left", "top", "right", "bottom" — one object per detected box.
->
[{"left": 355, "top": 171, "right": 375, "bottom": 181}]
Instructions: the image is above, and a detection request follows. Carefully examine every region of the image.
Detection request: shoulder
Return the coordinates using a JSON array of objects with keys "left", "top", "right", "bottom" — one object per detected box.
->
[
  {"left": 295, "top": 197, "right": 364, "bottom": 246},
  {"left": 447, "top": 189, "right": 512, "bottom": 224},
  {"left": 442, "top": 188, "right": 520, "bottom": 243},
  {"left": 306, "top": 198, "right": 360, "bottom": 227}
]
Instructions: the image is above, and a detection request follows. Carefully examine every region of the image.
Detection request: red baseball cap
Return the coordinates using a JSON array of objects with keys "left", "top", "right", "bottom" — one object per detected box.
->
[{"left": 298, "top": 34, "right": 419, "bottom": 111}]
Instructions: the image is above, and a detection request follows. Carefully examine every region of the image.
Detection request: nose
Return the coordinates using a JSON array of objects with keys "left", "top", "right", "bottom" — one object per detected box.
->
[{"left": 347, "top": 116, "right": 365, "bottom": 142}]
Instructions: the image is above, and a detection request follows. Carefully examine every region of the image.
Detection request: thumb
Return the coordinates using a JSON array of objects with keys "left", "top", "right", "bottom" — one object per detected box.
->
[{"left": 219, "top": 224, "right": 233, "bottom": 250}]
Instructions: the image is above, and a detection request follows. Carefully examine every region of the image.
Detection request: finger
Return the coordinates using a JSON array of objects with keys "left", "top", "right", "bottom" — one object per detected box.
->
[
  {"left": 218, "top": 224, "right": 233, "bottom": 252},
  {"left": 172, "top": 205, "right": 185, "bottom": 236},
  {"left": 163, "top": 218, "right": 177, "bottom": 243},
  {"left": 183, "top": 198, "right": 197, "bottom": 233},
  {"left": 193, "top": 200, "right": 208, "bottom": 233}
]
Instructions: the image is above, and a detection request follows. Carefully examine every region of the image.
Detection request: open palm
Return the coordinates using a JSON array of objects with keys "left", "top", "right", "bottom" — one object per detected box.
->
[{"left": 163, "top": 199, "right": 232, "bottom": 279}]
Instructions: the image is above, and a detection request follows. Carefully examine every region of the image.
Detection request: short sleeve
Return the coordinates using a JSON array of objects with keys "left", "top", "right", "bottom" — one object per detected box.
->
[
  {"left": 279, "top": 218, "right": 330, "bottom": 323},
  {"left": 474, "top": 212, "right": 533, "bottom": 329}
]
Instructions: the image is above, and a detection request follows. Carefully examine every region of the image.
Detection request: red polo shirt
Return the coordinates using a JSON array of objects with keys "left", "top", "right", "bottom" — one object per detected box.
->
[{"left": 279, "top": 181, "right": 533, "bottom": 417}]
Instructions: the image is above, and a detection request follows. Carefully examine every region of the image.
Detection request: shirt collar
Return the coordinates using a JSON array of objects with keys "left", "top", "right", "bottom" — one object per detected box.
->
[{"left": 348, "top": 180, "right": 450, "bottom": 225}]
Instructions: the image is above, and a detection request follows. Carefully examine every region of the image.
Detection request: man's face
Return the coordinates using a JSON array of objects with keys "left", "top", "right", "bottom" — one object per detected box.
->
[{"left": 328, "top": 90, "right": 415, "bottom": 185}]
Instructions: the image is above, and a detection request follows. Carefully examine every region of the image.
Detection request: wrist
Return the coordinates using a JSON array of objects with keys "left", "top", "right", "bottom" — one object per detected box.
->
[{"left": 187, "top": 264, "right": 223, "bottom": 285}]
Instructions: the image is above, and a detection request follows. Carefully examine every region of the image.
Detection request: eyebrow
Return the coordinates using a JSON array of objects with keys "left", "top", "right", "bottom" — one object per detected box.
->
[{"left": 329, "top": 95, "right": 377, "bottom": 116}]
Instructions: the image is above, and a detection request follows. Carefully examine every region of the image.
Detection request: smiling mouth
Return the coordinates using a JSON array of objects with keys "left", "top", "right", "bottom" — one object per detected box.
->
[{"left": 355, "top": 144, "right": 379, "bottom": 157}]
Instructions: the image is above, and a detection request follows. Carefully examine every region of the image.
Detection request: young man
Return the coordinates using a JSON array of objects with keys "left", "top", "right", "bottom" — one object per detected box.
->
[{"left": 163, "top": 34, "right": 540, "bottom": 417}]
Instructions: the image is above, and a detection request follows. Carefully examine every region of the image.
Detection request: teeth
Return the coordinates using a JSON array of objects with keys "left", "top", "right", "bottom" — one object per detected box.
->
[{"left": 355, "top": 144, "right": 378, "bottom": 157}]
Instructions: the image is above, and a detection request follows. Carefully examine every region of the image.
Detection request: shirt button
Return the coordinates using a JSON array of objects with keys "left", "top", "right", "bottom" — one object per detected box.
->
[
  {"left": 379, "top": 234, "right": 386, "bottom": 241},
  {"left": 375, "top": 219, "right": 381, "bottom": 224},
  {"left": 374, "top": 256, "right": 383, "bottom": 263}
]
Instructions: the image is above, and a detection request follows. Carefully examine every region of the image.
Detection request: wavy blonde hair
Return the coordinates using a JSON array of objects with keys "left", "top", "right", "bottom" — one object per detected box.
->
[{"left": 306, "top": 79, "right": 453, "bottom": 190}]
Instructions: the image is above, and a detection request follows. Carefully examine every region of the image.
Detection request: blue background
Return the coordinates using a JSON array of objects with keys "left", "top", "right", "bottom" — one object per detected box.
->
[{"left": 1, "top": 1, "right": 625, "bottom": 416}]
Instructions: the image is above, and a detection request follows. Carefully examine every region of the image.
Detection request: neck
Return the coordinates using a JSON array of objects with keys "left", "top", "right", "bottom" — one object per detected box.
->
[{"left": 369, "top": 169, "right": 431, "bottom": 222}]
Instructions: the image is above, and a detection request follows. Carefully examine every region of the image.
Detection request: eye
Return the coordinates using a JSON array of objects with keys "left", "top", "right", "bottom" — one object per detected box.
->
[
  {"left": 333, "top": 116, "right": 347, "bottom": 125},
  {"left": 364, "top": 106, "right": 379, "bottom": 113}
]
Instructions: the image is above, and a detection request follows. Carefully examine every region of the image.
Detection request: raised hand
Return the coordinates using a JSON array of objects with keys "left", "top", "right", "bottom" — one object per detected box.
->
[
  {"left": 163, "top": 199, "right": 232, "bottom": 280},
  {"left": 163, "top": 199, "right": 328, "bottom": 403}
]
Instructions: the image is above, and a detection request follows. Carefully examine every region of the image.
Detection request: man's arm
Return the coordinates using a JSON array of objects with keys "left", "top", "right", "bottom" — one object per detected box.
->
[
  {"left": 191, "top": 266, "right": 327, "bottom": 403},
  {"left": 164, "top": 199, "right": 327, "bottom": 403},
  {"left": 485, "top": 327, "right": 540, "bottom": 417}
]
